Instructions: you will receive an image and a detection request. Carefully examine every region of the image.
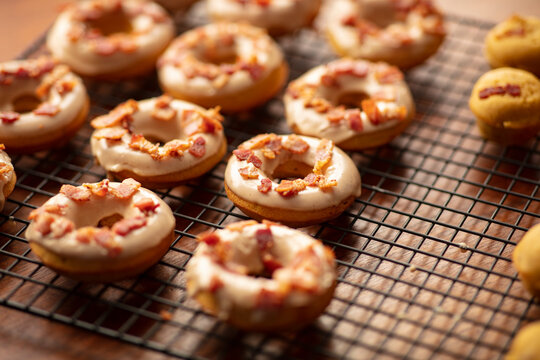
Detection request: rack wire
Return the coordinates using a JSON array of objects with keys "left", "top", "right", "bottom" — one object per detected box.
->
[{"left": 1, "top": 4, "right": 539, "bottom": 359}]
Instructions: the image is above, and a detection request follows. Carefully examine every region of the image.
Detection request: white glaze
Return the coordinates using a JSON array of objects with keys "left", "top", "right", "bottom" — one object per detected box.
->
[
  {"left": 186, "top": 221, "right": 336, "bottom": 317},
  {"left": 0, "top": 149, "right": 14, "bottom": 211},
  {"left": 158, "top": 22, "right": 284, "bottom": 98},
  {"left": 225, "top": 134, "right": 362, "bottom": 211},
  {"left": 47, "top": 0, "right": 174, "bottom": 76},
  {"left": 91, "top": 97, "right": 226, "bottom": 177},
  {"left": 206, "top": 0, "right": 321, "bottom": 34},
  {"left": 25, "top": 182, "right": 175, "bottom": 260},
  {"left": 284, "top": 60, "right": 415, "bottom": 144}
]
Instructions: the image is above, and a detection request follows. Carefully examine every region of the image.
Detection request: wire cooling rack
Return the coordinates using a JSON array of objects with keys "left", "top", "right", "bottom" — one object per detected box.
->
[{"left": 1, "top": 4, "right": 539, "bottom": 359}]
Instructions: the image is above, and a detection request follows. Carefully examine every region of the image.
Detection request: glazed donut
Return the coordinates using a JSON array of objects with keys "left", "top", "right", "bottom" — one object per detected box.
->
[
  {"left": 284, "top": 58, "right": 415, "bottom": 150},
  {"left": 0, "top": 57, "right": 89, "bottom": 153},
  {"left": 224, "top": 134, "right": 362, "bottom": 227},
  {"left": 469, "top": 68, "right": 540, "bottom": 145},
  {"left": 157, "top": 22, "right": 288, "bottom": 112},
  {"left": 47, "top": 0, "right": 174, "bottom": 78},
  {"left": 26, "top": 178, "right": 175, "bottom": 282},
  {"left": 206, "top": 0, "right": 322, "bottom": 36},
  {"left": 506, "top": 321, "right": 540, "bottom": 359},
  {"left": 485, "top": 15, "right": 540, "bottom": 77},
  {"left": 155, "top": 0, "right": 199, "bottom": 13},
  {"left": 512, "top": 223, "right": 540, "bottom": 298},
  {"left": 320, "top": 0, "right": 446, "bottom": 69},
  {"left": 0, "top": 145, "right": 16, "bottom": 211},
  {"left": 186, "top": 220, "right": 337, "bottom": 331},
  {"left": 90, "top": 95, "right": 227, "bottom": 189}
]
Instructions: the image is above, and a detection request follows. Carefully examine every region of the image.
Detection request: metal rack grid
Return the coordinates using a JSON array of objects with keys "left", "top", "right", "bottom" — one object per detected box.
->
[{"left": 1, "top": 5, "right": 539, "bottom": 359}]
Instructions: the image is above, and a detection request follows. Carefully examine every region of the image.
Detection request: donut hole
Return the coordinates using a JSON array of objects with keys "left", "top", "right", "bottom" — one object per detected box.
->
[
  {"left": 336, "top": 91, "right": 369, "bottom": 109},
  {"left": 12, "top": 94, "right": 42, "bottom": 113},
  {"left": 272, "top": 160, "right": 313, "bottom": 181},
  {"left": 97, "top": 213, "right": 124, "bottom": 228},
  {"left": 143, "top": 135, "right": 166, "bottom": 147},
  {"left": 85, "top": 9, "right": 133, "bottom": 36}
]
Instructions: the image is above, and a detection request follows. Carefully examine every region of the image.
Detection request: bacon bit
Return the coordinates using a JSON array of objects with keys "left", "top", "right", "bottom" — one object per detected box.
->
[
  {"left": 152, "top": 95, "right": 177, "bottom": 121},
  {"left": 233, "top": 148, "right": 252, "bottom": 161},
  {"left": 83, "top": 179, "right": 110, "bottom": 197},
  {"left": 91, "top": 100, "right": 138, "bottom": 129},
  {"left": 328, "top": 60, "right": 369, "bottom": 79},
  {"left": 240, "top": 61, "right": 264, "bottom": 80},
  {"left": 208, "top": 275, "right": 224, "bottom": 292},
  {"left": 319, "top": 177, "right": 338, "bottom": 190},
  {"left": 75, "top": 227, "right": 94, "bottom": 244},
  {"left": 51, "top": 217, "right": 74, "bottom": 238},
  {"left": 375, "top": 66, "right": 404, "bottom": 84},
  {"left": 33, "top": 213, "right": 55, "bottom": 236},
  {"left": 282, "top": 135, "right": 309, "bottom": 154},
  {"left": 478, "top": 84, "right": 521, "bottom": 99},
  {"left": 497, "top": 27, "right": 526, "bottom": 39},
  {"left": 60, "top": 184, "right": 92, "bottom": 201},
  {"left": 262, "top": 254, "right": 282, "bottom": 273},
  {"left": 199, "top": 110, "right": 224, "bottom": 134},
  {"left": 238, "top": 166, "right": 259, "bottom": 180},
  {"left": 93, "top": 127, "right": 128, "bottom": 141},
  {"left": 361, "top": 99, "right": 383, "bottom": 125},
  {"left": 55, "top": 80, "right": 75, "bottom": 95},
  {"left": 255, "top": 227, "right": 273, "bottom": 252},
  {"left": 29, "top": 203, "right": 66, "bottom": 220},
  {"left": 188, "top": 136, "right": 206, "bottom": 158},
  {"left": 275, "top": 179, "right": 306, "bottom": 197},
  {"left": 93, "top": 38, "right": 118, "bottom": 56},
  {"left": 94, "top": 228, "right": 122, "bottom": 257},
  {"left": 110, "top": 178, "right": 141, "bottom": 200},
  {"left": 326, "top": 108, "right": 345, "bottom": 124},
  {"left": 118, "top": 38, "right": 138, "bottom": 54},
  {"left": 243, "top": 134, "right": 274, "bottom": 150},
  {"left": 355, "top": 20, "right": 381, "bottom": 43},
  {"left": 304, "top": 173, "right": 319, "bottom": 187},
  {"left": 0, "top": 144, "right": 5, "bottom": 151},
  {"left": 314, "top": 139, "right": 333, "bottom": 174},
  {"left": 129, "top": 134, "right": 160, "bottom": 159},
  {"left": 112, "top": 216, "right": 147, "bottom": 236},
  {"left": 199, "top": 231, "right": 221, "bottom": 246},
  {"left": 0, "top": 111, "right": 20, "bottom": 124},
  {"left": 307, "top": 97, "right": 331, "bottom": 113},
  {"left": 162, "top": 140, "right": 189, "bottom": 158},
  {"left": 255, "top": 288, "right": 284, "bottom": 308},
  {"left": 346, "top": 109, "right": 364, "bottom": 132},
  {"left": 247, "top": 153, "right": 262, "bottom": 168},
  {"left": 159, "top": 310, "right": 173, "bottom": 321},
  {"left": 341, "top": 15, "right": 356, "bottom": 26},
  {"left": 257, "top": 178, "right": 272, "bottom": 193},
  {"left": 134, "top": 197, "right": 159, "bottom": 213},
  {"left": 286, "top": 82, "right": 302, "bottom": 99},
  {"left": 33, "top": 103, "right": 60, "bottom": 117},
  {"left": 226, "top": 220, "right": 258, "bottom": 232}
]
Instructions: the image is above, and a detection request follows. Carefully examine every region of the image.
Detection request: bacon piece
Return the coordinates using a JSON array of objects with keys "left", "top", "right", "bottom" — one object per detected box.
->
[
  {"left": 199, "top": 231, "right": 221, "bottom": 246},
  {"left": 346, "top": 109, "right": 364, "bottom": 132},
  {"left": 497, "top": 27, "right": 525, "bottom": 39},
  {"left": 247, "top": 153, "right": 262, "bottom": 168},
  {"left": 129, "top": 134, "right": 160, "bottom": 159},
  {"left": 478, "top": 84, "right": 521, "bottom": 99},
  {"left": 255, "top": 227, "right": 273, "bottom": 252},
  {"left": 199, "top": 111, "right": 223, "bottom": 134},
  {"left": 275, "top": 179, "right": 306, "bottom": 197},
  {"left": 55, "top": 80, "right": 75, "bottom": 95},
  {"left": 118, "top": 38, "right": 138, "bottom": 53},
  {"left": 93, "top": 38, "right": 118, "bottom": 56},
  {"left": 238, "top": 166, "right": 259, "bottom": 180},
  {"left": 240, "top": 62, "right": 265, "bottom": 80},
  {"left": 75, "top": 227, "right": 94, "bottom": 244},
  {"left": 319, "top": 177, "right": 338, "bottom": 190},
  {"left": 94, "top": 228, "right": 122, "bottom": 257},
  {"left": 328, "top": 60, "right": 369, "bottom": 78},
  {"left": 361, "top": 99, "right": 383, "bottom": 125},
  {"left": 506, "top": 84, "right": 521, "bottom": 96},
  {"left": 282, "top": 135, "right": 309, "bottom": 154},
  {"left": 243, "top": 134, "right": 275, "bottom": 150},
  {"left": 134, "top": 197, "right": 159, "bottom": 213},
  {"left": 262, "top": 254, "right": 282, "bottom": 273},
  {"left": 29, "top": 203, "right": 66, "bottom": 220},
  {"left": 93, "top": 127, "right": 128, "bottom": 141},
  {"left": 91, "top": 100, "right": 138, "bottom": 129},
  {"left": 233, "top": 148, "right": 251, "bottom": 161},
  {"left": 188, "top": 136, "right": 206, "bottom": 157},
  {"left": 33, "top": 213, "right": 55, "bottom": 236},
  {"left": 208, "top": 275, "right": 224, "bottom": 292},
  {"left": 375, "top": 66, "right": 404, "bottom": 84},
  {"left": 314, "top": 139, "right": 333, "bottom": 174},
  {"left": 257, "top": 178, "right": 272, "bottom": 193},
  {"left": 162, "top": 140, "right": 189, "bottom": 158},
  {"left": 0, "top": 111, "right": 19, "bottom": 124},
  {"left": 304, "top": 173, "right": 319, "bottom": 187},
  {"left": 33, "top": 103, "right": 60, "bottom": 117},
  {"left": 112, "top": 216, "right": 147, "bottom": 236},
  {"left": 355, "top": 20, "right": 380, "bottom": 43},
  {"left": 60, "top": 184, "right": 92, "bottom": 201},
  {"left": 51, "top": 217, "right": 74, "bottom": 238},
  {"left": 83, "top": 179, "right": 110, "bottom": 197},
  {"left": 226, "top": 220, "right": 258, "bottom": 232},
  {"left": 255, "top": 288, "right": 284, "bottom": 308},
  {"left": 152, "top": 95, "right": 177, "bottom": 121},
  {"left": 341, "top": 15, "right": 356, "bottom": 27},
  {"left": 110, "top": 178, "right": 141, "bottom": 200},
  {"left": 327, "top": 108, "right": 345, "bottom": 124}
]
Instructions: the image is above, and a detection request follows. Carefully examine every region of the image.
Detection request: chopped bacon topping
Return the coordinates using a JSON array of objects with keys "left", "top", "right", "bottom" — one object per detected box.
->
[
  {"left": 0, "top": 111, "right": 20, "bottom": 124},
  {"left": 479, "top": 84, "right": 521, "bottom": 99},
  {"left": 152, "top": 95, "right": 177, "bottom": 121},
  {"left": 208, "top": 275, "right": 224, "bottom": 293},
  {"left": 275, "top": 179, "right": 306, "bottom": 197},
  {"left": 314, "top": 139, "right": 334, "bottom": 174},
  {"left": 129, "top": 134, "right": 160, "bottom": 159},
  {"left": 110, "top": 178, "right": 141, "bottom": 200},
  {"left": 29, "top": 203, "right": 66, "bottom": 220},
  {"left": 233, "top": 148, "right": 251, "bottom": 161},
  {"left": 33, "top": 213, "right": 55, "bottom": 236},
  {"left": 93, "top": 228, "right": 122, "bottom": 257},
  {"left": 239, "top": 61, "right": 264, "bottom": 80},
  {"left": 93, "top": 38, "right": 118, "bottom": 56},
  {"left": 247, "top": 153, "right": 262, "bottom": 168},
  {"left": 51, "top": 217, "right": 75, "bottom": 238},
  {"left": 238, "top": 166, "right": 259, "bottom": 180},
  {"left": 226, "top": 220, "right": 258, "bottom": 232},
  {"left": 199, "top": 231, "right": 221, "bottom": 246},
  {"left": 255, "top": 227, "right": 273, "bottom": 252},
  {"left": 304, "top": 173, "right": 320, "bottom": 187},
  {"left": 33, "top": 103, "right": 60, "bottom": 117},
  {"left": 112, "top": 216, "right": 147, "bottom": 236},
  {"left": 0, "top": 144, "right": 4, "bottom": 150},
  {"left": 262, "top": 254, "right": 282, "bottom": 273},
  {"left": 346, "top": 109, "right": 364, "bottom": 132},
  {"left": 83, "top": 179, "right": 109, "bottom": 197},
  {"left": 255, "top": 288, "right": 284, "bottom": 308},
  {"left": 162, "top": 140, "right": 190, "bottom": 158},
  {"left": 496, "top": 27, "right": 526, "bottom": 39},
  {"left": 60, "top": 184, "right": 92, "bottom": 201},
  {"left": 93, "top": 127, "right": 128, "bottom": 141},
  {"left": 199, "top": 109, "right": 224, "bottom": 133},
  {"left": 91, "top": 99, "right": 138, "bottom": 129},
  {"left": 257, "top": 178, "right": 272, "bottom": 193},
  {"left": 55, "top": 80, "right": 75, "bottom": 95},
  {"left": 327, "top": 60, "right": 369, "bottom": 79},
  {"left": 361, "top": 99, "right": 383, "bottom": 125},
  {"left": 134, "top": 197, "right": 159, "bottom": 213},
  {"left": 75, "top": 227, "right": 94, "bottom": 244},
  {"left": 374, "top": 66, "right": 404, "bottom": 84},
  {"left": 282, "top": 135, "right": 309, "bottom": 154},
  {"left": 188, "top": 136, "right": 206, "bottom": 157}
]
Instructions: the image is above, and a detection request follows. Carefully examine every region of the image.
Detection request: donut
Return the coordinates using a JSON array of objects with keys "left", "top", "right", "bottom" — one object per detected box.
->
[
  {"left": 206, "top": 0, "right": 322, "bottom": 36},
  {"left": 157, "top": 22, "right": 289, "bottom": 112},
  {"left": 155, "top": 0, "right": 199, "bottom": 14},
  {"left": 0, "top": 145, "right": 16, "bottom": 212},
  {"left": 47, "top": 0, "right": 175, "bottom": 79},
  {"left": 90, "top": 95, "right": 227, "bottom": 189},
  {"left": 469, "top": 68, "right": 540, "bottom": 145},
  {"left": 319, "top": 0, "right": 446, "bottom": 69},
  {"left": 186, "top": 220, "right": 337, "bottom": 331},
  {"left": 224, "top": 134, "right": 362, "bottom": 227},
  {"left": 26, "top": 178, "right": 175, "bottom": 282},
  {"left": 506, "top": 321, "right": 540, "bottom": 360},
  {"left": 485, "top": 15, "right": 540, "bottom": 77},
  {"left": 512, "top": 223, "right": 540, "bottom": 298},
  {"left": 0, "top": 57, "right": 89, "bottom": 153},
  {"left": 284, "top": 58, "right": 415, "bottom": 150}
]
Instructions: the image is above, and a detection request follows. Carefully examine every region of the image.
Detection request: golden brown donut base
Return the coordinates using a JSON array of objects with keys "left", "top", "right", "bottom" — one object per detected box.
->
[
  {"left": 162, "top": 62, "right": 289, "bottom": 113},
  {"left": 104, "top": 139, "right": 227, "bottom": 189},
  {"left": 1, "top": 96, "right": 90, "bottom": 154},
  {"left": 187, "top": 279, "right": 336, "bottom": 332},
  {"left": 29, "top": 230, "right": 175, "bottom": 282},
  {"left": 513, "top": 224, "right": 540, "bottom": 298},
  {"left": 225, "top": 183, "right": 356, "bottom": 228},
  {"left": 2, "top": 170, "right": 16, "bottom": 205},
  {"left": 506, "top": 322, "right": 540, "bottom": 360},
  {"left": 75, "top": 51, "right": 166, "bottom": 80},
  {"left": 476, "top": 116, "right": 540, "bottom": 146}
]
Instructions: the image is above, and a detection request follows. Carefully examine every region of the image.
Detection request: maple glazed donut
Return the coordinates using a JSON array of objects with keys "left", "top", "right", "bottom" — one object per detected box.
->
[
  {"left": 320, "top": 0, "right": 446, "bottom": 69},
  {"left": 284, "top": 59, "right": 415, "bottom": 150},
  {"left": 91, "top": 96, "right": 227, "bottom": 189},
  {"left": 46, "top": 0, "right": 174, "bottom": 78},
  {"left": 512, "top": 223, "right": 540, "bottom": 298},
  {"left": 206, "top": 0, "right": 322, "bottom": 36},
  {"left": 26, "top": 179, "right": 175, "bottom": 282},
  {"left": 186, "top": 220, "right": 337, "bottom": 331},
  {"left": 0, "top": 145, "right": 16, "bottom": 212},
  {"left": 224, "top": 134, "right": 362, "bottom": 227},
  {"left": 469, "top": 68, "right": 540, "bottom": 145},
  {"left": 0, "top": 58, "right": 89, "bottom": 153},
  {"left": 485, "top": 15, "right": 540, "bottom": 77},
  {"left": 157, "top": 22, "right": 289, "bottom": 112}
]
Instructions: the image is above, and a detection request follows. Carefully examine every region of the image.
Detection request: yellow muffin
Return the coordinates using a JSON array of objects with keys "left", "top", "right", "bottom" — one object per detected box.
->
[
  {"left": 485, "top": 15, "right": 540, "bottom": 77},
  {"left": 513, "top": 224, "right": 540, "bottom": 298},
  {"left": 506, "top": 321, "right": 540, "bottom": 360},
  {"left": 469, "top": 68, "right": 540, "bottom": 145}
]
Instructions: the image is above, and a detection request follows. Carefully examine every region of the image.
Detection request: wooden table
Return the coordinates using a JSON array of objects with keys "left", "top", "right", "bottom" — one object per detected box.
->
[{"left": 0, "top": 1, "right": 539, "bottom": 359}]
